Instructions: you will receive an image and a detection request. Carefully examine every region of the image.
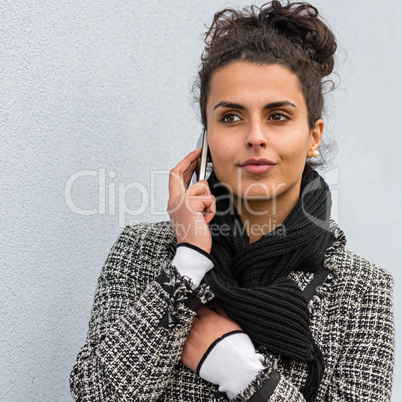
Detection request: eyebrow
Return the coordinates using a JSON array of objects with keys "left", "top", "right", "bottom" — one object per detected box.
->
[{"left": 213, "top": 100, "right": 298, "bottom": 111}]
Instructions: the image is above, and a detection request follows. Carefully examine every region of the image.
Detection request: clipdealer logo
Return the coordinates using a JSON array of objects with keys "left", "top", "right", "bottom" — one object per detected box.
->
[
  {"left": 64, "top": 167, "right": 339, "bottom": 228},
  {"left": 64, "top": 169, "right": 170, "bottom": 227}
]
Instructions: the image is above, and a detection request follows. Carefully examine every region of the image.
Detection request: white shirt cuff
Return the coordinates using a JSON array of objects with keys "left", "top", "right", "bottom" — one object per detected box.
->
[
  {"left": 172, "top": 244, "right": 214, "bottom": 286},
  {"left": 198, "top": 331, "right": 266, "bottom": 399}
]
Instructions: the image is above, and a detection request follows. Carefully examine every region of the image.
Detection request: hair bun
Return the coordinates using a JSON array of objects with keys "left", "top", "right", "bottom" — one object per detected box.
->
[{"left": 261, "top": 1, "right": 337, "bottom": 77}]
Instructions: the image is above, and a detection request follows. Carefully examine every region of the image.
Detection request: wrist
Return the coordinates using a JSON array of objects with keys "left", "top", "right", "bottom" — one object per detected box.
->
[
  {"left": 171, "top": 216, "right": 212, "bottom": 254},
  {"left": 197, "top": 331, "right": 266, "bottom": 399},
  {"left": 172, "top": 243, "right": 215, "bottom": 286}
]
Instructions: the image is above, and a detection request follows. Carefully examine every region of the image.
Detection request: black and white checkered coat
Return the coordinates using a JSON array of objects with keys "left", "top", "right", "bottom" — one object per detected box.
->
[{"left": 70, "top": 221, "right": 395, "bottom": 401}]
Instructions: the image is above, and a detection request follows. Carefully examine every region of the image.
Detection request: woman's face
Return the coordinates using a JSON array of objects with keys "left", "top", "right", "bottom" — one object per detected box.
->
[{"left": 206, "top": 61, "right": 323, "bottom": 209}]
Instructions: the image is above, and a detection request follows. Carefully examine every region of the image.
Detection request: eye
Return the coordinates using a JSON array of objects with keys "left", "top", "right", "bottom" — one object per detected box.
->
[
  {"left": 269, "top": 112, "right": 290, "bottom": 122},
  {"left": 220, "top": 113, "right": 241, "bottom": 123}
]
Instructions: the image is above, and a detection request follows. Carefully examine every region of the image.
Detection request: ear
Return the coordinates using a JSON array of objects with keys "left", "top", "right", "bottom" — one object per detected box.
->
[{"left": 307, "top": 119, "right": 324, "bottom": 158}]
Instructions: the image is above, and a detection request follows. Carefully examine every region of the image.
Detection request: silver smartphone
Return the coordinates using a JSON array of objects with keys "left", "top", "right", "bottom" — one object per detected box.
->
[
  {"left": 197, "top": 128, "right": 208, "bottom": 181},
  {"left": 191, "top": 128, "right": 209, "bottom": 185}
]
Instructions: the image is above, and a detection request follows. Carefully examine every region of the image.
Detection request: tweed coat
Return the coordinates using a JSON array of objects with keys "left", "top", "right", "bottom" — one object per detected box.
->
[{"left": 70, "top": 220, "right": 394, "bottom": 401}]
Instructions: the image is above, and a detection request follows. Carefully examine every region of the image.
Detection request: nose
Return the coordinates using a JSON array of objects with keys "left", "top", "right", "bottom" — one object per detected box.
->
[{"left": 245, "top": 121, "right": 267, "bottom": 149}]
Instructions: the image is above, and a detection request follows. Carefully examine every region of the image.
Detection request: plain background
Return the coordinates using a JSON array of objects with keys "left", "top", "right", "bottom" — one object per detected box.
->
[{"left": 1, "top": 0, "right": 401, "bottom": 400}]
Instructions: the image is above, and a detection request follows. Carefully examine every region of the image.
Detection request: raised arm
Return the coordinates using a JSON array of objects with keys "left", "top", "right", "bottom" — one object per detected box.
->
[
  {"left": 70, "top": 224, "right": 213, "bottom": 401},
  {"left": 71, "top": 148, "right": 218, "bottom": 401}
]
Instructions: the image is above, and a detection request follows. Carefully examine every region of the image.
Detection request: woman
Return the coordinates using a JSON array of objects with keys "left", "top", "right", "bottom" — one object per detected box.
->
[{"left": 70, "top": 1, "right": 395, "bottom": 401}]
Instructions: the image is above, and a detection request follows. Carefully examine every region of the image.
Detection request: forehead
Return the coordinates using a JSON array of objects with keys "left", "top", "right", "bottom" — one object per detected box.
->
[{"left": 207, "top": 62, "right": 306, "bottom": 109}]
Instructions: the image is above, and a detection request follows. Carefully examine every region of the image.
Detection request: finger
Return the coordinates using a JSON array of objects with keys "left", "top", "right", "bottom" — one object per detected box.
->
[
  {"left": 169, "top": 149, "right": 201, "bottom": 198},
  {"left": 187, "top": 180, "right": 211, "bottom": 197},
  {"left": 183, "top": 156, "right": 201, "bottom": 188},
  {"left": 171, "top": 148, "right": 201, "bottom": 176},
  {"left": 203, "top": 195, "right": 216, "bottom": 225},
  {"left": 182, "top": 158, "right": 198, "bottom": 188},
  {"left": 184, "top": 181, "right": 212, "bottom": 215},
  {"left": 184, "top": 194, "right": 215, "bottom": 215}
]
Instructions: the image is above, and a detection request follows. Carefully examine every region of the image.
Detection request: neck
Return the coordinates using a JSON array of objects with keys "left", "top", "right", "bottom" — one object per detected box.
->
[{"left": 233, "top": 183, "right": 301, "bottom": 244}]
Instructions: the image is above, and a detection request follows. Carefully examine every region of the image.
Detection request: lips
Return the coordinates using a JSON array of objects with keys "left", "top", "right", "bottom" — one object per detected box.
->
[{"left": 239, "top": 158, "right": 275, "bottom": 175}]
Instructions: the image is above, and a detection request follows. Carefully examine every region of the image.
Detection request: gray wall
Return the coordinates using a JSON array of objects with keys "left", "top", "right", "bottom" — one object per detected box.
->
[{"left": 1, "top": 0, "right": 401, "bottom": 400}]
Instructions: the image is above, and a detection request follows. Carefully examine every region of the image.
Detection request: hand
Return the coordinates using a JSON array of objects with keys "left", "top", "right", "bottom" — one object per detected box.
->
[
  {"left": 181, "top": 305, "right": 242, "bottom": 372},
  {"left": 168, "top": 148, "right": 216, "bottom": 253}
]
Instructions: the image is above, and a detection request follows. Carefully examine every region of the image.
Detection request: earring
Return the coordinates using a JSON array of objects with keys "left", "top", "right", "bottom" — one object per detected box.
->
[{"left": 312, "top": 150, "right": 319, "bottom": 158}]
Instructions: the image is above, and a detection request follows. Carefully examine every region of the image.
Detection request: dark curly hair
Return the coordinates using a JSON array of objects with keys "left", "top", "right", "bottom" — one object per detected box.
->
[{"left": 196, "top": 1, "right": 337, "bottom": 163}]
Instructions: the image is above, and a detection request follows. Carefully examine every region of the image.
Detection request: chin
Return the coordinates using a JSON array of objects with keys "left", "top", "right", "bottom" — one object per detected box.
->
[
  {"left": 242, "top": 193, "right": 276, "bottom": 201},
  {"left": 233, "top": 187, "right": 279, "bottom": 202},
  {"left": 239, "top": 181, "right": 284, "bottom": 198}
]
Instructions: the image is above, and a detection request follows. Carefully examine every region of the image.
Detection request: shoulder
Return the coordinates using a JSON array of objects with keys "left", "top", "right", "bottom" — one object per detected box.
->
[
  {"left": 321, "top": 220, "right": 393, "bottom": 303},
  {"left": 334, "top": 247, "right": 392, "bottom": 284},
  {"left": 328, "top": 245, "right": 393, "bottom": 302}
]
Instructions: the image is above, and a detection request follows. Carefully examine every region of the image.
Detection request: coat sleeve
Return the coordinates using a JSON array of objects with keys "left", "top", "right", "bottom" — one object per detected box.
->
[
  {"left": 69, "top": 224, "right": 213, "bottom": 402},
  {"left": 231, "top": 270, "right": 395, "bottom": 402}
]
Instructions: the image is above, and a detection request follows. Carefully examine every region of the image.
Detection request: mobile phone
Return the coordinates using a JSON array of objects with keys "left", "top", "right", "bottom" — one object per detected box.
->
[
  {"left": 191, "top": 128, "right": 209, "bottom": 185},
  {"left": 197, "top": 128, "right": 208, "bottom": 181}
]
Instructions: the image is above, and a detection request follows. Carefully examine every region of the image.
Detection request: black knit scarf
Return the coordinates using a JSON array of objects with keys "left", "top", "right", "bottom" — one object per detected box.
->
[{"left": 204, "top": 165, "right": 331, "bottom": 401}]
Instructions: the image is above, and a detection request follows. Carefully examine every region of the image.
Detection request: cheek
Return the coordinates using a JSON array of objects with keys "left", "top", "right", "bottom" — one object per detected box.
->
[
  {"left": 277, "top": 133, "right": 310, "bottom": 160},
  {"left": 208, "top": 135, "right": 235, "bottom": 165}
]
